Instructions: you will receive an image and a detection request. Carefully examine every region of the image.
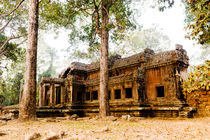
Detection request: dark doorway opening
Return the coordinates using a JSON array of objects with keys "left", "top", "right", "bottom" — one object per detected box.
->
[
  {"left": 92, "top": 91, "right": 98, "bottom": 100},
  {"left": 56, "top": 86, "right": 61, "bottom": 104},
  {"left": 45, "top": 86, "right": 50, "bottom": 106},
  {"left": 115, "top": 89, "right": 121, "bottom": 99},
  {"left": 77, "top": 92, "right": 83, "bottom": 101},
  {"left": 125, "top": 88, "right": 132, "bottom": 98},
  {"left": 156, "top": 86, "right": 164, "bottom": 97}
]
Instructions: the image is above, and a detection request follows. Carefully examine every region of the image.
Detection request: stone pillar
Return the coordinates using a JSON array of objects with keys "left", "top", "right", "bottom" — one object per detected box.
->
[
  {"left": 43, "top": 84, "right": 46, "bottom": 106},
  {"left": 61, "top": 86, "right": 65, "bottom": 105},
  {"left": 69, "top": 85, "right": 73, "bottom": 104},
  {"left": 110, "top": 89, "right": 114, "bottom": 100},
  {"left": 50, "top": 83, "right": 55, "bottom": 106},
  {"left": 133, "top": 81, "right": 138, "bottom": 100},
  {"left": 90, "top": 89, "right": 92, "bottom": 101},
  {"left": 39, "top": 83, "right": 43, "bottom": 107},
  {"left": 121, "top": 84, "right": 125, "bottom": 100},
  {"left": 53, "top": 85, "right": 57, "bottom": 105}
]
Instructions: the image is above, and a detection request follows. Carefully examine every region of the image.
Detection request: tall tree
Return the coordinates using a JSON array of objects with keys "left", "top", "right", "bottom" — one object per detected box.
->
[
  {"left": 98, "top": 0, "right": 110, "bottom": 117},
  {"left": 18, "top": 0, "right": 39, "bottom": 121},
  {"left": 41, "top": 0, "right": 135, "bottom": 117}
]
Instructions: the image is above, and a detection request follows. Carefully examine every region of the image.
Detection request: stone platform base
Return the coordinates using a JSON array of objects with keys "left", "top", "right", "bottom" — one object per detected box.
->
[{"left": 0, "top": 104, "right": 196, "bottom": 119}]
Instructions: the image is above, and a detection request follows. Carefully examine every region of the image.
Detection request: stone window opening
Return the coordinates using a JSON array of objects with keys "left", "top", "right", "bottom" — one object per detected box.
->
[
  {"left": 86, "top": 92, "right": 90, "bottom": 101},
  {"left": 156, "top": 86, "right": 164, "bottom": 97},
  {"left": 115, "top": 89, "right": 121, "bottom": 99},
  {"left": 92, "top": 91, "right": 98, "bottom": 100},
  {"left": 125, "top": 88, "right": 132, "bottom": 98},
  {"left": 56, "top": 86, "right": 61, "bottom": 104},
  {"left": 77, "top": 92, "right": 83, "bottom": 101}
]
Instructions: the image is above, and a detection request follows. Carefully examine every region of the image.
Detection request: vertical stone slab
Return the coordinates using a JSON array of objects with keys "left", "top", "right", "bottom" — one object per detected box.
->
[
  {"left": 133, "top": 81, "right": 138, "bottom": 100},
  {"left": 53, "top": 85, "right": 57, "bottom": 105},
  {"left": 121, "top": 84, "right": 125, "bottom": 100},
  {"left": 50, "top": 83, "right": 55, "bottom": 106},
  {"left": 111, "top": 89, "right": 114, "bottom": 100},
  {"left": 61, "top": 86, "right": 65, "bottom": 105},
  {"left": 69, "top": 85, "right": 73, "bottom": 104},
  {"left": 42, "top": 84, "right": 46, "bottom": 106},
  {"left": 38, "top": 83, "right": 43, "bottom": 107},
  {"left": 90, "top": 88, "right": 92, "bottom": 101}
]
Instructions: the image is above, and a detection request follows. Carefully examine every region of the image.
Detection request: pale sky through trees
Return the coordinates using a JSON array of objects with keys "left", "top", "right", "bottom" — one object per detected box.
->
[{"left": 43, "top": 1, "right": 208, "bottom": 74}]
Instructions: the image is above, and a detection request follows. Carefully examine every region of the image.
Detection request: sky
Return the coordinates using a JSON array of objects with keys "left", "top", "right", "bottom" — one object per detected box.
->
[{"left": 43, "top": 1, "right": 209, "bottom": 74}]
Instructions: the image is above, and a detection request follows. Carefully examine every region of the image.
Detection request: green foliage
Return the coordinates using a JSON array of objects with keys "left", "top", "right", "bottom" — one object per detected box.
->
[
  {"left": 0, "top": 49, "right": 25, "bottom": 106},
  {"left": 0, "top": 34, "right": 22, "bottom": 62},
  {"left": 0, "top": 0, "right": 28, "bottom": 35},
  {"left": 183, "top": 60, "right": 210, "bottom": 94},
  {"left": 185, "top": 0, "right": 210, "bottom": 45},
  {"left": 40, "top": 0, "right": 137, "bottom": 57}
]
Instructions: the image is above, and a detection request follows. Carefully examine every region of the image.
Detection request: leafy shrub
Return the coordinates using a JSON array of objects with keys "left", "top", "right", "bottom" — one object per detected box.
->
[{"left": 183, "top": 60, "right": 210, "bottom": 94}]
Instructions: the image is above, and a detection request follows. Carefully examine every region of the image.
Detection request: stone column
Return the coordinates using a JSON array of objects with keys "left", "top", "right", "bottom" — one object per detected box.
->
[
  {"left": 121, "top": 84, "right": 125, "bottom": 100},
  {"left": 50, "top": 83, "right": 55, "bottom": 106},
  {"left": 39, "top": 83, "right": 43, "bottom": 107},
  {"left": 133, "top": 81, "right": 138, "bottom": 100},
  {"left": 69, "top": 84, "right": 73, "bottom": 104},
  {"left": 61, "top": 86, "right": 65, "bottom": 105},
  {"left": 43, "top": 84, "right": 46, "bottom": 106},
  {"left": 111, "top": 89, "right": 114, "bottom": 100},
  {"left": 53, "top": 85, "right": 57, "bottom": 105}
]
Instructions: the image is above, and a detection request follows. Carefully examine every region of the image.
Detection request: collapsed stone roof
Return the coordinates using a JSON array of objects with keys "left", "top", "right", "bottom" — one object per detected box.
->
[
  {"left": 146, "top": 44, "right": 189, "bottom": 69},
  {"left": 59, "top": 49, "right": 152, "bottom": 78},
  {"left": 59, "top": 45, "right": 189, "bottom": 78}
]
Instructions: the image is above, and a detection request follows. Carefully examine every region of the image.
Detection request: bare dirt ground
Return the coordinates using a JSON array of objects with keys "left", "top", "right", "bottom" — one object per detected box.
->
[{"left": 0, "top": 117, "right": 209, "bottom": 140}]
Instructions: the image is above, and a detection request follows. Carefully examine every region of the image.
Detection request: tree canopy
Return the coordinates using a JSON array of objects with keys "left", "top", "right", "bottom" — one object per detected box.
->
[
  {"left": 40, "top": 0, "right": 136, "bottom": 51},
  {"left": 185, "top": 0, "right": 209, "bottom": 45}
]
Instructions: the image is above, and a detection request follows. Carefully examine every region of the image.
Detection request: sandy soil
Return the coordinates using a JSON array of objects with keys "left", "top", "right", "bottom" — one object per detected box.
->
[{"left": 0, "top": 117, "right": 209, "bottom": 140}]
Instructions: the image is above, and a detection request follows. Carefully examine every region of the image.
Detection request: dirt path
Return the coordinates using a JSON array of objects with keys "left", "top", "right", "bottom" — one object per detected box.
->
[{"left": 0, "top": 117, "right": 209, "bottom": 140}]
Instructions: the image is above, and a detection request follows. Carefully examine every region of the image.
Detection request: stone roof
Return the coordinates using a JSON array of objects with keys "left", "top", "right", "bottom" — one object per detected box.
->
[
  {"left": 146, "top": 45, "right": 189, "bottom": 68},
  {"left": 59, "top": 50, "right": 151, "bottom": 77},
  {"left": 111, "top": 52, "right": 145, "bottom": 69},
  {"left": 70, "top": 62, "right": 87, "bottom": 71},
  {"left": 41, "top": 77, "right": 65, "bottom": 84},
  {"left": 59, "top": 46, "right": 188, "bottom": 77}
]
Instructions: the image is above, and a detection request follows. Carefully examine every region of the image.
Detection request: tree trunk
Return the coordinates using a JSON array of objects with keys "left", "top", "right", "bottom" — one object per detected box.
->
[
  {"left": 99, "top": 1, "right": 110, "bottom": 117},
  {"left": 18, "top": 0, "right": 39, "bottom": 121}
]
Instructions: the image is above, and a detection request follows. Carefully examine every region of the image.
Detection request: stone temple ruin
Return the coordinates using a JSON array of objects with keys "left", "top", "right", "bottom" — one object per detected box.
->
[{"left": 37, "top": 45, "right": 195, "bottom": 117}]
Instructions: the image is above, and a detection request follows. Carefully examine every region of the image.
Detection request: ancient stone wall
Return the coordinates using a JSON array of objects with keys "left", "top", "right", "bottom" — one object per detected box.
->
[
  {"left": 186, "top": 90, "right": 210, "bottom": 117},
  {"left": 145, "top": 64, "right": 186, "bottom": 106}
]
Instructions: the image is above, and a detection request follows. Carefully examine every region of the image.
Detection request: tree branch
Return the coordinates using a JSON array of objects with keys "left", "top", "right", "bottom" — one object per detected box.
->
[
  {"left": 0, "top": 17, "right": 13, "bottom": 33},
  {"left": 0, "top": 35, "right": 24, "bottom": 54},
  {"left": 90, "top": 14, "right": 96, "bottom": 49},
  {"left": 0, "top": 50, "right": 9, "bottom": 58},
  {"left": 0, "top": 0, "right": 25, "bottom": 18}
]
